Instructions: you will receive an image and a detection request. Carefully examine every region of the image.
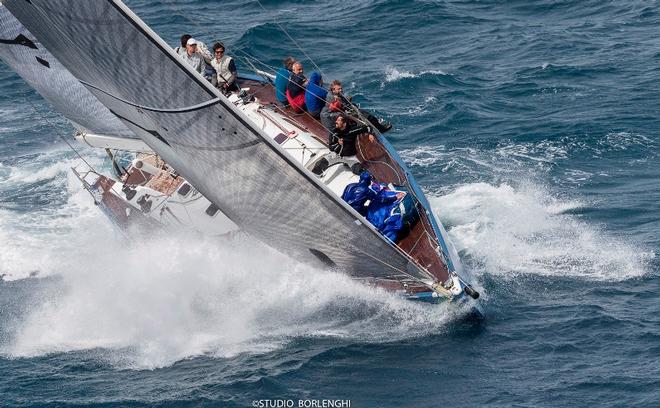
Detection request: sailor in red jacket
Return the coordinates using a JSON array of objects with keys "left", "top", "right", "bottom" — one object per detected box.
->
[{"left": 286, "top": 61, "right": 308, "bottom": 113}]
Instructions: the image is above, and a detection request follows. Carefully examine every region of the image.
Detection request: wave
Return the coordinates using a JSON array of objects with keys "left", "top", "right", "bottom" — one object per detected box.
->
[
  {"left": 399, "top": 132, "right": 655, "bottom": 185},
  {"left": 0, "top": 149, "right": 466, "bottom": 369},
  {"left": 1, "top": 232, "right": 466, "bottom": 369},
  {"left": 1, "top": 155, "right": 81, "bottom": 186},
  {"left": 0, "top": 148, "right": 109, "bottom": 281},
  {"left": 431, "top": 182, "right": 653, "bottom": 282},
  {"left": 384, "top": 66, "right": 448, "bottom": 83},
  {"left": 399, "top": 141, "right": 570, "bottom": 183},
  {"left": 599, "top": 131, "right": 656, "bottom": 151}
]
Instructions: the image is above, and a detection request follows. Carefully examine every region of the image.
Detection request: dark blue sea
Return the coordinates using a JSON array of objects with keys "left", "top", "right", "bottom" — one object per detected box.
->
[{"left": 1, "top": 1, "right": 659, "bottom": 406}]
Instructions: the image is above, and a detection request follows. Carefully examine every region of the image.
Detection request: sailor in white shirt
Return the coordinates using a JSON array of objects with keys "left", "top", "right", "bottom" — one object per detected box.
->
[
  {"left": 210, "top": 42, "right": 237, "bottom": 93},
  {"left": 179, "top": 37, "right": 205, "bottom": 74},
  {"left": 174, "top": 34, "right": 211, "bottom": 61}
]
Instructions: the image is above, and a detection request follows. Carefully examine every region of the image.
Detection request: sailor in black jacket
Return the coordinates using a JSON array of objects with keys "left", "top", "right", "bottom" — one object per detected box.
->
[{"left": 329, "top": 114, "right": 375, "bottom": 157}]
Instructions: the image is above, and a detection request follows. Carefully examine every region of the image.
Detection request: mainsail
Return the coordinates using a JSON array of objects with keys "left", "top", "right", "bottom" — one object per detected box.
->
[
  {"left": 3, "top": 0, "right": 438, "bottom": 284},
  {"left": 0, "top": 4, "right": 135, "bottom": 139}
]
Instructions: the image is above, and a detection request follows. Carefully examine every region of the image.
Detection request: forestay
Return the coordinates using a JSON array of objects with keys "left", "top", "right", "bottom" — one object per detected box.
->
[
  {"left": 3, "top": 0, "right": 436, "bottom": 284},
  {"left": 0, "top": 5, "right": 135, "bottom": 138}
]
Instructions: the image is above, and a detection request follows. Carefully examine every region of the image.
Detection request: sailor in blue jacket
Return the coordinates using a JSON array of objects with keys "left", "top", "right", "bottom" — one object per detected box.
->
[
  {"left": 305, "top": 72, "right": 328, "bottom": 118},
  {"left": 275, "top": 57, "right": 295, "bottom": 106},
  {"left": 342, "top": 172, "right": 403, "bottom": 216},
  {"left": 366, "top": 197, "right": 405, "bottom": 242}
]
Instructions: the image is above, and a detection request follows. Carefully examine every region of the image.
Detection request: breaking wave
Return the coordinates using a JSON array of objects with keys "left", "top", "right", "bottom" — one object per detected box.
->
[
  {"left": 431, "top": 182, "right": 653, "bottom": 281},
  {"left": 401, "top": 141, "right": 569, "bottom": 172},
  {"left": 599, "top": 131, "right": 655, "bottom": 151},
  {"left": 384, "top": 66, "right": 448, "bottom": 82},
  {"left": 0, "top": 150, "right": 464, "bottom": 370},
  {"left": 0, "top": 147, "right": 108, "bottom": 281},
  {"left": 1, "top": 232, "right": 463, "bottom": 369}
]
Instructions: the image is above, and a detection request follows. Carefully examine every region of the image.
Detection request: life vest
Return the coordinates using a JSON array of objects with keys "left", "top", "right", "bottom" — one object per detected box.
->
[{"left": 211, "top": 55, "right": 235, "bottom": 85}]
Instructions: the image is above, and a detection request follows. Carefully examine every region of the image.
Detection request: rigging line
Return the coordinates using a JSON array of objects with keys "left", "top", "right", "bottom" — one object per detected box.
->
[
  {"left": 79, "top": 80, "right": 222, "bottom": 113},
  {"left": 153, "top": 0, "right": 337, "bottom": 134},
  {"left": 60, "top": 132, "right": 97, "bottom": 172},
  {"left": 253, "top": 0, "right": 325, "bottom": 76},
  {"left": 21, "top": 93, "right": 98, "bottom": 172},
  {"left": 154, "top": 0, "right": 333, "bottom": 130}
]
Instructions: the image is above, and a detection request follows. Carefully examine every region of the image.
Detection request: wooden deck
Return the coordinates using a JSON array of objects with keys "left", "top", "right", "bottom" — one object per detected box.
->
[{"left": 244, "top": 78, "right": 451, "bottom": 285}]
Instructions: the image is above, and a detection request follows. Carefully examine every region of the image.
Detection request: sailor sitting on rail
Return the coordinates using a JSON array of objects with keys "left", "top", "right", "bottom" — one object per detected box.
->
[
  {"left": 210, "top": 42, "right": 238, "bottom": 93},
  {"left": 321, "top": 80, "right": 350, "bottom": 131},
  {"left": 320, "top": 79, "right": 392, "bottom": 133},
  {"left": 305, "top": 72, "right": 328, "bottom": 119},
  {"left": 275, "top": 57, "right": 295, "bottom": 107},
  {"left": 286, "top": 61, "right": 308, "bottom": 113},
  {"left": 342, "top": 171, "right": 403, "bottom": 216},
  {"left": 329, "top": 114, "right": 376, "bottom": 157}
]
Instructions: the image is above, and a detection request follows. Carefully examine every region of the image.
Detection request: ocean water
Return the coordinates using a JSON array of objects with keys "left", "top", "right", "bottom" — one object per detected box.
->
[{"left": 1, "top": 0, "right": 659, "bottom": 406}]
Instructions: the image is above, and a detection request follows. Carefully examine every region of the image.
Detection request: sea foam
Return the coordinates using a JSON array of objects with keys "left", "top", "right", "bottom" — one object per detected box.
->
[
  {"left": 1, "top": 152, "right": 463, "bottom": 369},
  {"left": 431, "top": 182, "right": 653, "bottom": 281},
  {"left": 3, "top": 232, "right": 462, "bottom": 369},
  {"left": 384, "top": 66, "right": 448, "bottom": 83}
]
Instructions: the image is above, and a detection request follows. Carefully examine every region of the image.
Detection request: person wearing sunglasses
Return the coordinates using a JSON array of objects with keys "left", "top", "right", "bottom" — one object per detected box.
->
[{"left": 210, "top": 42, "right": 238, "bottom": 93}]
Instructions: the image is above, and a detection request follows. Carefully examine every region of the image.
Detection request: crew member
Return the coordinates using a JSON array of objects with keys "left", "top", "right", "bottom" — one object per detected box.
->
[
  {"left": 321, "top": 79, "right": 392, "bottom": 133},
  {"left": 329, "top": 114, "right": 376, "bottom": 157},
  {"left": 342, "top": 172, "right": 403, "bottom": 216},
  {"left": 275, "top": 57, "right": 295, "bottom": 106},
  {"left": 210, "top": 42, "right": 238, "bottom": 93},
  {"left": 179, "top": 37, "right": 205, "bottom": 74},
  {"left": 286, "top": 61, "right": 307, "bottom": 113},
  {"left": 305, "top": 71, "right": 328, "bottom": 119}
]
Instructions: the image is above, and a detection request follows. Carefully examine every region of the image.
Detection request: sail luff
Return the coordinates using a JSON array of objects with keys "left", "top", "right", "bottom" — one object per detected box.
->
[{"left": 3, "top": 0, "right": 437, "bottom": 284}]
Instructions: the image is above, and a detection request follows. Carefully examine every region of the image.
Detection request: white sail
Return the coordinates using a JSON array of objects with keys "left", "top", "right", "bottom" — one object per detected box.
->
[
  {"left": 3, "top": 0, "right": 436, "bottom": 284},
  {"left": 0, "top": 4, "right": 135, "bottom": 138}
]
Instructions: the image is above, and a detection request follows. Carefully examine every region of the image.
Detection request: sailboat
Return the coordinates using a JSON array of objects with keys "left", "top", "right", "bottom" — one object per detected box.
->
[{"left": 1, "top": 0, "right": 481, "bottom": 310}]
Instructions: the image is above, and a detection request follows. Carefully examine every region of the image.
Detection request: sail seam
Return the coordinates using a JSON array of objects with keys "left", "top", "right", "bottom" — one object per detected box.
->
[
  {"left": 80, "top": 80, "right": 222, "bottom": 113},
  {"left": 173, "top": 140, "right": 261, "bottom": 151}
]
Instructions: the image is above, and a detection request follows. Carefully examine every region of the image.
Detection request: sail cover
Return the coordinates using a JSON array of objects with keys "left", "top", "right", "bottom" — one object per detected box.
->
[
  {"left": 3, "top": 0, "right": 436, "bottom": 284},
  {"left": 0, "top": 4, "right": 135, "bottom": 138}
]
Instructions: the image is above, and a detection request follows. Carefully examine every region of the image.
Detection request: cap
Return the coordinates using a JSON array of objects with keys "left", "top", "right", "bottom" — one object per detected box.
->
[{"left": 186, "top": 38, "right": 198, "bottom": 46}]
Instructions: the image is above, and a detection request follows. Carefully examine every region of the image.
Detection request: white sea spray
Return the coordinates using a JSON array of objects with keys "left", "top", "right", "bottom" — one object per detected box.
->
[{"left": 431, "top": 182, "right": 653, "bottom": 281}]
